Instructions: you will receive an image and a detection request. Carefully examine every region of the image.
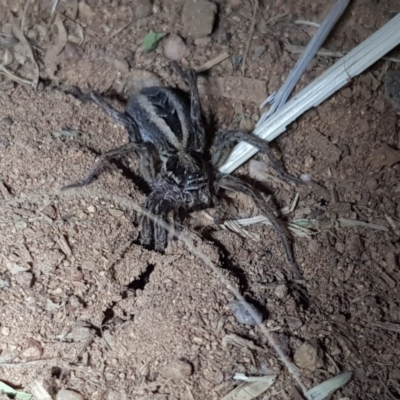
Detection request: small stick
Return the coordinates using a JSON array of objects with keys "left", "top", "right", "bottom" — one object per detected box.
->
[
  {"left": 0, "top": 64, "right": 35, "bottom": 87},
  {"left": 241, "top": 0, "right": 258, "bottom": 77},
  {"left": 195, "top": 52, "right": 230, "bottom": 73},
  {"left": 109, "top": 20, "right": 133, "bottom": 40}
]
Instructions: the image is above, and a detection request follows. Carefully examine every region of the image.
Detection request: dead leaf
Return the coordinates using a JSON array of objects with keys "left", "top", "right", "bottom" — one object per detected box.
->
[
  {"left": 0, "top": 34, "right": 18, "bottom": 48},
  {"left": 78, "top": 1, "right": 94, "bottom": 19},
  {"left": 45, "top": 15, "right": 68, "bottom": 79},
  {"left": 11, "top": 18, "right": 39, "bottom": 87},
  {"left": 366, "top": 144, "right": 400, "bottom": 168},
  {"left": 30, "top": 381, "right": 52, "bottom": 400},
  {"left": 221, "top": 375, "right": 277, "bottom": 400}
]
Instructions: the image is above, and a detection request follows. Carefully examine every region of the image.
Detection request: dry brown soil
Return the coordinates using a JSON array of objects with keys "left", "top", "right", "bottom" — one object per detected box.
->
[{"left": 1, "top": 0, "right": 400, "bottom": 399}]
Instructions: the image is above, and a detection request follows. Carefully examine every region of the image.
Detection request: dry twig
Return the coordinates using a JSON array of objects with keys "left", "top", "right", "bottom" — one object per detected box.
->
[{"left": 241, "top": 0, "right": 258, "bottom": 76}]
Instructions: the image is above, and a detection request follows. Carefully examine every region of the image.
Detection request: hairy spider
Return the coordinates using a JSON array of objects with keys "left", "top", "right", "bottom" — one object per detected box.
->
[{"left": 64, "top": 64, "right": 304, "bottom": 278}]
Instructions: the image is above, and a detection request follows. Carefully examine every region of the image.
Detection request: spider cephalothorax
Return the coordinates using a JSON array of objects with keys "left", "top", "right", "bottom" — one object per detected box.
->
[{"left": 64, "top": 64, "right": 304, "bottom": 278}]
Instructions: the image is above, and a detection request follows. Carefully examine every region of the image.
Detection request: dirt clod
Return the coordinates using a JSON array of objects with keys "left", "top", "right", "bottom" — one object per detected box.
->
[
  {"left": 56, "top": 389, "right": 85, "bottom": 400},
  {"left": 14, "top": 271, "right": 33, "bottom": 288},
  {"left": 182, "top": 0, "right": 217, "bottom": 38},
  {"left": 133, "top": 0, "right": 153, "bottom": 20},
  {"left": 159, "top": 360, "right": 193, "bottom": 380},
  {"left": 163, "top": 34, "right": 189, "bottom": 61},
  {"left": 294, "top": 340, "right": 324, "bottom": 371}
]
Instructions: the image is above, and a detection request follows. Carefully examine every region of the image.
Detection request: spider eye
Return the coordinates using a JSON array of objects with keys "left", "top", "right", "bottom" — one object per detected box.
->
[{"left": 187, "top": 173, "right": 200, "bottom": 180}]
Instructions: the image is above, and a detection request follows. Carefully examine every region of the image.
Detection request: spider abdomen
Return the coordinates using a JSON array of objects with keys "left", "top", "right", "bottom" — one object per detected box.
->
[{"left": 126, "top": 87, "right": 193, "bottom": 153}]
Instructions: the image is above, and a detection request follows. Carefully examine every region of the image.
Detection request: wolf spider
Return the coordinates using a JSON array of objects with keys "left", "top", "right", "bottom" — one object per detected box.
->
[{"left": 64, "top": 63, "right": 304, "bottom": 278}]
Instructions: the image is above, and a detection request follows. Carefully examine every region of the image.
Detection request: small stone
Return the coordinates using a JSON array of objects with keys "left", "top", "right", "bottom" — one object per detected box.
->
[
  {"left": 229, "top": 300, "right": 263, "bottom": 326},
  {"left": 163, "top": 34, "right": 189, "bottom": 61},
  {"left": 69, "top": 295, "right": 81, "bottom": 308},
  {"left": 385, "top": 252, "right": 397, "bottom": 273},
  {"left": 182, "top": 0, "right": 217, "bottom": 38},
  {"left": 366, "top": 177, "right": 378, "bottom": 190},
  {"left": 1, "top": 327, "right": 10, "bottom": 336},
  {"left": 108, "top": 208, "right": 124, "bottom": 217},
  {"left": 385, "top": 70, "right": 400, "bottom": 109},
  {"left": 87, "top": 205, "right": 96, "bottom": 213},
  {"left": 82, "top": 260, "right": 95, "bottom": 271},
  {"left": 253, "top": 45, "right": 266, "bottom": 59},
  {"left": 285, "top": 316, "right": 303, "bottom": 330},
  {"left": 341, "top": 88, "right": 352, "bottom": 98},
  {"left": 132, "top": 0, "right": 152, "bottom": 19},
  {"left": 194, "top": 36, "right": 212, "bottom": 47},
  {"left": 15, "top": 271, "right": 33, "bottom": 288},
  {"left": 56, "top": 389, "right": 85, "bottom": 400},
  {"left": 294, "top": 340, "right": 324, "bottom": 371},
  {"left": 304, "top": 155, "right": 314, "bottom": 169},
  {"left": 239, "top": 117, "right": 254, "bottom": 132},
  {"left": 21, "top": 339, "right": 43, "bottom": 359},
  {"left": 275, "top": 284, "right": 288, "bottom": 299},
  {"left": 1, "top": 116, "right": 13, "bottom": 127},
  {"left": 65, "top": 326, "right": 93, "bottom": 342},
  {"left": 160, "top": 360, "right": 193, "bottom": 380},
  {"left": 335, "top": 241, "right": 345, "bottom": 254},
  {"left": 372, "top": 98, "right": 385, "bottom": 113},
  {"left": 232, "top": 55, "right": 243, "bottom": 66},
  {"left": 71, "top": 268, "right": 84, "bottom": 282},
  {"left": 78, "top": 2, "right": 94, "bottom": 19}
]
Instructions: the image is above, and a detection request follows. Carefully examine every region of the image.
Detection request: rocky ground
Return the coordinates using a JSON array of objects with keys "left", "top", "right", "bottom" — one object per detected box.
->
[{"left": 0, "top": 0, "right": 400, "bottom": 399}]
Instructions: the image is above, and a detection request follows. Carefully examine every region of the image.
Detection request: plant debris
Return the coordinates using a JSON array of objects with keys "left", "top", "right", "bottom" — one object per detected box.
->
[
  {"left": 221, "top": 373, "right": 277, "bottom": 400},
  {"left": 143, "top": 31, "right": 167, "bottom": 52},
  {"left": 0, "top": 381, "right": 32, "bottom": 400}
]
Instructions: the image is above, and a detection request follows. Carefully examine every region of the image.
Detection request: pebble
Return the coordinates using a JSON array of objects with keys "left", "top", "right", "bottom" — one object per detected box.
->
[
  {"left": 275, "top": 284, "right": 288, "bottom": 299},
  {"left": 163, "top": 34, "right": 189, "bottom": 61},
  {"left": 15, "top": 271, "right": 34, "bottom": 288},
  {"left": 253, "top": 45, "right": 266, "bottom": 59},
  {"left": 133, "top": 0, "right": 153, "bottom": 19},
  {"left": 294, "top": 340, "right": 324, "bottom": 371},
  {"left": 81, "top": 260, "right": 95, "bottom": 271},
  {"left": 159, "top": 360, "right": 193, "bottom": 380},
  {"left": 232, "top": 55, "right": 243, "bottom": 66},
  {"left": 385, "top": 70, "right": 400, "bottom": 109},
  {"left": 108, "top": 208, "right": 125, "bottom": 217},
  {"left": 21, "top": 340, "right": 43, "bottom": 359},
  {"left": 239, "top": 117, "right": 254, "bottom": 132},
  {"left": 1, "top": 116, "right": 13, "bottom": 127},
  {"left": 229, "top": 300, "right": 263, "bottom": 326},
  {"left": 341, "top": 88, "right": 352, "bottom": 98},
  {"left": 1, "top": 327, "right": 10, "bottom": 336},
  {"left": 285, "top": 316, "right": 303, "bottom": 330},
  {"left": 366, "top": 177, "right": 378, "bottom": 190},
  {"left": 194, "top": 36, "right": 212, "bottom": 47},
  {"left": 56, "top": 389, "right": 85, "bottom": 400},
  {"left": 182, "top": 0, "right": 217, "bottom": 38}
]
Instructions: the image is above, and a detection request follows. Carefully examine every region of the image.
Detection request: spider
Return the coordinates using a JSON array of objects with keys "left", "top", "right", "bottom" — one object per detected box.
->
[{"left": 64, "top": 63, "right": 304, "bottom": 278}]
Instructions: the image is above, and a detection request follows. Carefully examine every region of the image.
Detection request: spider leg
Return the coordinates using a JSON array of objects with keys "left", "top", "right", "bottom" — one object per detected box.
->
[
  {"left": 154, "top": 205, "right": 169, "bottom": 252},
  {"left": 62, "top": 142, "right": 147, "bottom": 190},
  {"left": 140, "top": 191, "right": 170, "bottom": 251},
  {"left": 215, "top": 173, "right": 303, "bottom": 279},
  {"left": 171, "top": 62, "right": 205, "bottom": 150},
  {"left": 171, "top": 207, "right": 183, "bottom": 240},
  {"left": 211, "top": 130, "right": 303, "bottom": 185},
  {"left": 67, "top": 87, "right": 141, "bottom": 142}
]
